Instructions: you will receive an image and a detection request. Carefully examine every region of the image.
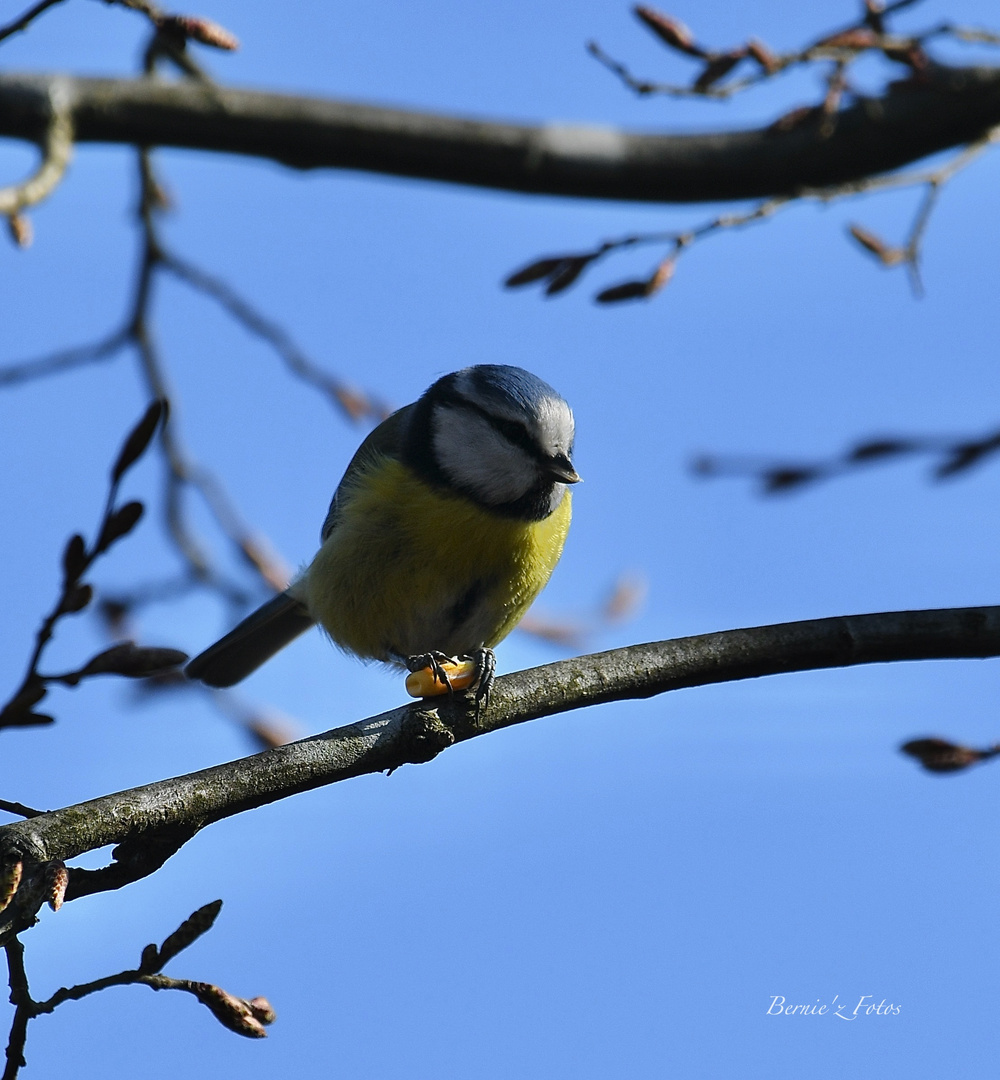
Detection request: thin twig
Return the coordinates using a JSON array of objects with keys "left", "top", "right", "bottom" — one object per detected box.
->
[
  {"left": 2, "top": 902, "right": 273, "bottom": 1061},
  {"left": 693, "top": 423, "right": 1000, "bottom": 494},
  {"left": 590, "top": 2, "right": 996, "bottom": 106},
  {"left": 0, "top": 0, "right": 65, "bottom": 46},
  {"left": 0, "top": 330, "right": 128, "bottom": 388},
  {"left": 510, "top": 120, "right": 1000, "bottom": 303},
  {"left": 0, "top": 80, "right": 73, "bottom": 245},
  {"left": 3, "top": 939, "right": 30, "bottom": 1080},
  {"left": 0, "top": 806, "right": 43, "bottom": 822},
  {"left": 0, "top": 401, "right": 170, "bottom": 730},
  {"left": 160, "top": 250, "right": 388, "bottom": 423}
]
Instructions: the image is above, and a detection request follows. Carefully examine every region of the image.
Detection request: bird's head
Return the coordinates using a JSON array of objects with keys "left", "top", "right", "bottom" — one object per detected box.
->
[{"left": 405, "top": 365, "right": 579, "bottom": 520}]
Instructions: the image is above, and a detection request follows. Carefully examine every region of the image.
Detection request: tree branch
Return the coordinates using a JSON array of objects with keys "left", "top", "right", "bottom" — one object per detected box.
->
[
  {"left": 0, "top": 605, "right": 997, "bottom": 914},
  {"left": 2, "top": 65, "right": 1000, "bottom": 201}
]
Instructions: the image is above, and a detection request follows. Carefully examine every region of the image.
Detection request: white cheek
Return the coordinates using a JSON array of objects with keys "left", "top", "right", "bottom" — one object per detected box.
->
[
  {"left": 434, "top": 408, "right": 538, "bottom": 504},
  {"left": 535, "top": 397, "right": 575, "bottom": 457},
  {"left": 546, "top": 483, "right": 567, "bottom": 515}
]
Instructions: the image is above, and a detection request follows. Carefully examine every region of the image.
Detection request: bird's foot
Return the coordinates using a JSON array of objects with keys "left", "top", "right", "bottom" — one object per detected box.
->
[
  {"left": 459, "top": 647, "right": 496, "bottom": 708},
  {"left": 406, "top": 651, "right": 460, "bottom": 695}
]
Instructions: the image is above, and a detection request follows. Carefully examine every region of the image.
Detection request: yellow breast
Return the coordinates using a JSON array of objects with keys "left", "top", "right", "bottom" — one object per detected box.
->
[{"left": 303, "top": 458, "right": 572, "bottom": 663}]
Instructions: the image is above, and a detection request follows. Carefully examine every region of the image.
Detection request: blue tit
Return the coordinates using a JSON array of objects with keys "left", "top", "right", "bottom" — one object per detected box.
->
[{"left": 186, "top": 364, "right": 580, "bottom": 699}]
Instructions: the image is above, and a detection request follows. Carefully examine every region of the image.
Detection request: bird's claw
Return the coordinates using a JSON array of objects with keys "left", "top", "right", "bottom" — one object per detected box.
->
[{"left": 460, "top": 648, "right": 496, "bottom": 708}]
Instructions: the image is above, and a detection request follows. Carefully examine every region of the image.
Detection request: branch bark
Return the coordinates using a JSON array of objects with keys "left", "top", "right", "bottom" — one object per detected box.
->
[
  {"left": 2, "top": 65, "right": 1000, "bottom": 202},
  {"left": 1, "top": 604, "right": 997, "bottom": 919}
]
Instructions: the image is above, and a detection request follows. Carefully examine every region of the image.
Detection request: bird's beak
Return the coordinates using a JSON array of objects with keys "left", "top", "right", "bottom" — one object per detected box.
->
[{"left": 546, "top": 455, "right": 581, "bottom": 484}]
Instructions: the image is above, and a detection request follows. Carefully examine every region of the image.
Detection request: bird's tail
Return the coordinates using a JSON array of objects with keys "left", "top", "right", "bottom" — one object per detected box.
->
[{"left": 186, "top": 591, "right": 315, "bottom": 688}]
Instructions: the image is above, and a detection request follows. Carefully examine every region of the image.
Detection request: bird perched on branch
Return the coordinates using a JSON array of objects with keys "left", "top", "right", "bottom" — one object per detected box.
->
[{"left": 186, "top": 365, "right": 579, "bottom": 701}]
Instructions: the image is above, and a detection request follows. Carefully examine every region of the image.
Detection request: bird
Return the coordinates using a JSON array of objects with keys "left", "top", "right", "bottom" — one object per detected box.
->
[{"left": 185, "top": 364, "right": 580, "bottom": 701}]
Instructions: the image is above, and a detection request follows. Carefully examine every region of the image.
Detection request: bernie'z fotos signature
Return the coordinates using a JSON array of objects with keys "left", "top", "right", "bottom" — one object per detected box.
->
[{"left": 767, "top": 995, "right": 901, "bottom": 1019}]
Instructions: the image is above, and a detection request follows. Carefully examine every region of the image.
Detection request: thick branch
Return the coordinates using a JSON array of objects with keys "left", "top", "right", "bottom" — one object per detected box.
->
[
  {"left": 1, "top": 66, "right": 1000, "bottom": 201},
  {"left": 1, "top": 605, "right": 998, "bottom": 891}
]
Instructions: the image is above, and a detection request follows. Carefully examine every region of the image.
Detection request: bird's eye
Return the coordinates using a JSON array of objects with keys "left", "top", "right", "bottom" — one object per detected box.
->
[{"left": 487, "top": 414, "right": 535, "bottom": 454}]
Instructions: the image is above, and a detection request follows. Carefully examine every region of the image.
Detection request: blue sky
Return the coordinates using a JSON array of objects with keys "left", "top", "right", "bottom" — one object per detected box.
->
[{"left": 2, "top": 1, "right": 1000, "bottom": 1076}]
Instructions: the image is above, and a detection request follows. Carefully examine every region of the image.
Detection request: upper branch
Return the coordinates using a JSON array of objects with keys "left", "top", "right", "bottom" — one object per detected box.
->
[
  {"left": 1, "top": 65, "right": 1000, "bottom": 202},
  {"left": 0, "top": 605, "right": 997, "bottom": 898}
]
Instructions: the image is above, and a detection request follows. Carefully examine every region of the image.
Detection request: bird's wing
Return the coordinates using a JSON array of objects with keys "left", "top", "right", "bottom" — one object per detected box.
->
[{"left": 320, "top": 403, "right": 414, "bottom": 541}]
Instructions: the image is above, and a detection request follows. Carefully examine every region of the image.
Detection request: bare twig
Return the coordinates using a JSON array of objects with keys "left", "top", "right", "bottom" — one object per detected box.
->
[
  {"left": 127, "top": 148, "right": 275, "bottom": 601},
  {"left": 509, "top": 118, "right": 1000, "bottom": 303},
  {"left": 0, "top": 81, "right": 73, "bottom": 245},
  {"left": 3, "top": 939, "right": 30, "bottom": 1080},
  {"left": 159, "top": 250, "right": 389, "bottom": 423},
  {"left": 0, "top": 0, "right": 65, "bottom": 46},
  {"left": 0, "top": 330, "right": 129, "bottom": 388},
  {"left": 0, "top": 401, "right": 181, "bottom": 731},
  {"left": 586, "top": 39, "right": 769, "bottom": 101},
  {"left": 2, "top": 901, "right": 272, "bottom": 1077},
  {"left": 0, "top": 806, "right": 43, "bottom": 822},
  {"left": 842, "top": 125, "right": 1000, "bottom": 293},
  {"left": 693, "top": 422, "right": 1000, "bottom": 494},
  {"left": 506, "top": 199, "right": 788, "bottom": 301},
  {"left": 590, "top": 2, "right": 998, "bottom": 106}
]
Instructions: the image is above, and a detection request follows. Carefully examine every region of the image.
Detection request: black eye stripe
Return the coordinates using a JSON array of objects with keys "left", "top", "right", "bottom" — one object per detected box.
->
[{"left": 449, "top": 398, "right": 545, "bottom": 462}]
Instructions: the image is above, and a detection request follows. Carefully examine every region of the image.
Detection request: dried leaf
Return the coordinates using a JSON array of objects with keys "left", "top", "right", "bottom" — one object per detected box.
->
[
  {"left": 747, "top": 37, "right": 779, "bottom": 73},
  {"left": 81, "top": 643, "right": 188, "bottom": 679},
  {"left": 247, "top": 997, "right": 277, "bottom": 1025},
  {"left": 848, "top": 439, "right": 917, "bottom": 462},
  {"left": 505, "top": 257, "right": 570, "bottom": 288},
  {"left": 158, "top": 899, "right": 223, "bottom": 967},
  {"left": 97, "top": 501, "right": 145, "bottom": 552},
  {"left": 595, "top": 280, "right": 651, "bottom": 304},
  {"left": 693, "top": 50, "right": 745, "bottom": 91},
  {"left": 45, "top": 861, "right": 68, "bottom": 911},
  {"left": 901, "top": 738, "right": 985, "bottom": 774},
  {"left": 763, "top": 467, "right": 822, "bottom": 493},
  {"left": 647, "top": 257, "right": 676, "bottom": 294},
  {"left": 633, "top": 6, "right": 706, "bottom": 57},
  {"left": 98, "top": 598, "right": 131, "bottom": 634},
  {"left": 935, "top": 443, "right": 993, "bottom": 479},
  {"left": 813, "top": 28, "right": 878, "bottom": 51},
  {"left": 516, "top": 613, "right": 584, "bottom": 648},
  {"left": 7, "top": 214, "right": 32, "bottom": 249},
  {"left": 60, "top": 583, "right": 93, "bottom": 615},
  {"left": 603, "top": 575, "right": 647, "bottom": 622},
  {"left": 545, "top": 257, "right": 591, "bottom": 296},
  {"left": 62, "top": 534, "right": 88, "bottom": 584},
  {"left": 332, "top": 385, "right": 372, "bottom": 421},
  {"left": 0, "top": 682, "right": 47, "bottom": 722},
  {"left": 192, "top": 983, "right": 269, "bottom": 1038},
  {"left": 245, "top": 715, "right": 300, "bottom": 750},
  {"left": 690, "top": 455, "right": 717, "bottom": 477},
  {"left": 161, "top": 15, "right": 240, "bottom": 50},
  {"left": 847, "top": 225, "right": 905, "bottom": 266},
  {"left": 111, "top": 400, "right": 166, "bottom": 484}
]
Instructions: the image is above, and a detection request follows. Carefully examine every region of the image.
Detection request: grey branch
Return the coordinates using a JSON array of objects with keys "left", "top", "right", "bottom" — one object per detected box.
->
[
  {"left": 0, "top": 77, "right": 72, "bottom": 216},
  {"left": 2, "top": 65, "right": 1000, "bottom": 201},
  {"left": 1, "top": 604, "right": 998, "bottom": 922}
]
